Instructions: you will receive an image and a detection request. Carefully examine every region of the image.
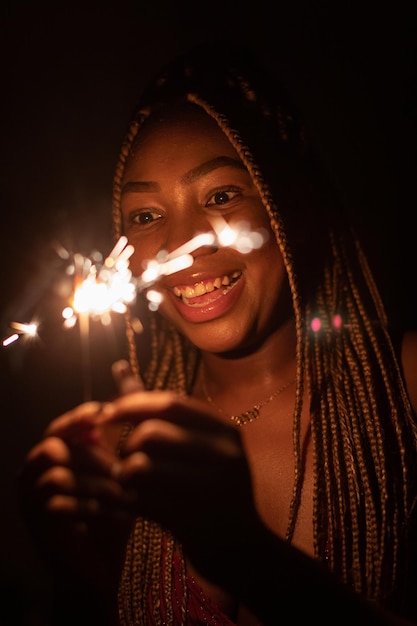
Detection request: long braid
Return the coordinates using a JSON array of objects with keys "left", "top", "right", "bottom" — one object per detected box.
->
[{"left": 306, "top": 227, "right": 417, "bottom": 602}]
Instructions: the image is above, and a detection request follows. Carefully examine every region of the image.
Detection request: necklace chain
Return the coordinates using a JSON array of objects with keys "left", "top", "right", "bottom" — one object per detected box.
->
[{"left": 202, "top": 375, "right": 296, "bottom": 426}]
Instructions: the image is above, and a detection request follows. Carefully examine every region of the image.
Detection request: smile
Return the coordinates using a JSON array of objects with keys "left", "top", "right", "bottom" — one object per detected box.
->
[{"left": 172, "top": 271, "right": 242, "bottom": 304}]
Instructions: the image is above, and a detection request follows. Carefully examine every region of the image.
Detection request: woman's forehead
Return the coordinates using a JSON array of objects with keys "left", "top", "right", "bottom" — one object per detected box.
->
[
  {"left": 129, "top": 102, "right": 239, "bottom": 159},
  {"left": 137, "top": 102, "right": 220, "bottom": 138}
]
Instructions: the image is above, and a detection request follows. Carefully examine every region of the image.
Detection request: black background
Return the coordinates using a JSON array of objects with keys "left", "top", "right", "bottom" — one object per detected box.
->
[{"left": 0, "top": 1, "right": 416, "bottom": 624}]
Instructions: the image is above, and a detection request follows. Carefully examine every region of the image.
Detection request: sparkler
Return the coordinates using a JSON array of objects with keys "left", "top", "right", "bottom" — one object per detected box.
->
[
  {"left": 3, "top": 217, "right": 268, "bottom": 400},
  {"left": 60, "top": 235, "right": 137, "bottom": 400},
  {"left": 62, "top": 236, "right": 136, "bottom": 329}
]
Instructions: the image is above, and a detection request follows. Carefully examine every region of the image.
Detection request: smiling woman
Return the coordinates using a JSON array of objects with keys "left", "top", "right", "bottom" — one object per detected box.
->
[
  {"left": 17, "top": 40, "right": 417, "bottom": 626},
  {"left": 119, "top": 103, "right": 284, "bottom": 337}
]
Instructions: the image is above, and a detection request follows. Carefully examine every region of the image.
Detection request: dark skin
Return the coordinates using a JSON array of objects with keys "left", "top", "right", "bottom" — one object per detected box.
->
[{"left": 18, "top": 106, "right": 417, "bottom": 625}]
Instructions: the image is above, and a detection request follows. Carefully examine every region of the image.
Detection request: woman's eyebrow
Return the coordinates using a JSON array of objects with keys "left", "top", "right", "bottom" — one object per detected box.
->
[
  {"left": 121, "top": 180, "right": 160, "bottom": 195},
  {"left": 180, "top": 156, "right": 246, "bottom": 185},
  {"left": 121, "top": 156, "right": 246, "bottom": 195}
]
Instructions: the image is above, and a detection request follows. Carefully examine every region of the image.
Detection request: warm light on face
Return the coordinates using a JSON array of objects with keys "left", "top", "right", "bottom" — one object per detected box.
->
[{"left": 4, "top": 219, "right": 269, "bottom": 346}]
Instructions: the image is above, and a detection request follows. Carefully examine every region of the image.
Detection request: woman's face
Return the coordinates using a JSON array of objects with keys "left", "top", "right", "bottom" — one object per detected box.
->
[{"left": 120, "top": 104, "right": 292, "bottom": 354}]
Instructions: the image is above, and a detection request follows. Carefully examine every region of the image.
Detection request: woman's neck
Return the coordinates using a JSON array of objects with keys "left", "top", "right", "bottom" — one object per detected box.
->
[{"left": 194, "top": 317, "right": 297, "bottom": 407}]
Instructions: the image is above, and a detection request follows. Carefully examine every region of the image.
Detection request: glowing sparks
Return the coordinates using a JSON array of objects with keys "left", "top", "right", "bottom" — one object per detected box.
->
[
  {"left": 4, "top": 219, "right": 269, "bottom": 346},
  {"left": 2, "top": 321, "right": 39, "bottom": 346},
  {"left": 3, "top": 334, "right": 19, "bottom": 347},
  {"left": 136, "top": 232, "right": 218, "bottom": 291},
  {"left": 136, "top": 220, "right": 267, "bottom": 296},
  {"left": 2, "top": 221, "right": 271, "bottom": 405},
  {"left": 138, "top": 254, "right": 194, "bottom": 289},
  {"left": 166, "top": 233, "right": 216, "bottom": 258},
  {"left": 61, "top": 221, "right": 269, "bottom": 319},
  {"left": 135, "top": 219, "right": 268, "bottom": 311},
  {"left": 209, "top": 216, "right": 267, "bottom": 253},
  {"left": 146, "top": 289, "right": 164, "bottom": 311},
  {"left": 62, "top": 236, "right": 137, "bottom": 328}
]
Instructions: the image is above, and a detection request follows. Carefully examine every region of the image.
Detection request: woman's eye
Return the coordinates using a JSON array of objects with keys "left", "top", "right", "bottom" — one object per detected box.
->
[
  {"left": 206, "top": 188, "right": 240, "bottom": 207},
  {"left": 130, "top": 209, "right": 162, "bottom": 226}
]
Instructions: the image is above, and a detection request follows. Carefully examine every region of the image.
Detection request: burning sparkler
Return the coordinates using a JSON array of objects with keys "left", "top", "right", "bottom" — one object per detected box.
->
[
  {"left": 4, "top": 218, "right": 267, "bottom": 341},
  {"left": 3, "top": 217, "right": 268, "bottom": 398},
  {"left": 61, "top": 235, "right": 136, "bottom": 329}
]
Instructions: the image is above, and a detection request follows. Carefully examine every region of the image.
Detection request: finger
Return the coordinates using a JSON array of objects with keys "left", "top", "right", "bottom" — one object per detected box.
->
[
  {"left": 111, "top": 448, "right": 250, "bottom": 533},
  {"left": 19, "top": 436, "right": 117, "bottom": 498},
  {"left": 26, "top": 436, "right": 71, "bottom": 466},
  {"left": 36, "top": 466, "right": 136, "bottom": 508},
  {"left": 45, "top": 494, "right": 133, "bottom": 523},
  {"left": 17, "top": 438, "right": 110, "bottom": 505},
  {"left": 120, "top": 418, "right": 240, "bottom": 461},
  {"left": 99, "top": 391, "right": 234, "bottom": 435},
  {"left": 111, "top": 419, "right": 245, "bottom": 507},
  {"left": 17, "top": 437, "right": 72, "bottom": 502},
  {"left": 18, "top": 437, "right": 72, "bottom": 491},
  {"left": 112, "top": 359, "right": 144, "bottom": 395},
  {"left": 45, "top": 401, "right": 103, "bottom": 443},
  {"left": 69, "top": 441, "right": 119, "bottom": 473}
]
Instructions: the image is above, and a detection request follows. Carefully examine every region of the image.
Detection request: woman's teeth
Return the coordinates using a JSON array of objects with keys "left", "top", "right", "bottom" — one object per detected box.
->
[{"left": 173, "top": 271, "right": 241, "bottom": 300}]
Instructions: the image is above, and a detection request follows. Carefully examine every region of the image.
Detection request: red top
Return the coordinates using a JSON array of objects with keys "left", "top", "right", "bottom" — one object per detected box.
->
[{"left": 146, "top": 536, "right": 237, "bottom": 625}]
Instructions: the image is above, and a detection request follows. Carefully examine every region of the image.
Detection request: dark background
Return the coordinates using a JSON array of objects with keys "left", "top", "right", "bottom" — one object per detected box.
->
[{"left": 0, "top": 1, "right": 416, "bottom": 624}]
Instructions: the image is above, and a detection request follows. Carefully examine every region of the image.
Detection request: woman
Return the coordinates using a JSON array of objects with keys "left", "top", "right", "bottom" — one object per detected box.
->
[{"left": 18, "top": 42, "right": 417, "bottom": 625}]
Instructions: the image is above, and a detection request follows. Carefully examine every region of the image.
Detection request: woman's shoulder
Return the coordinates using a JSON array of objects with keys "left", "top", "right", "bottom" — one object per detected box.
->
[{"left": 400, "top": 330, "right": 417, "bottom": 413}]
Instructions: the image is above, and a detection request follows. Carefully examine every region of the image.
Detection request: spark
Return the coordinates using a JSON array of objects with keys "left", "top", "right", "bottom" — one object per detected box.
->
[
  {"left": 2, "top": 321, "right": 39, "bottom": 346},
  {"left": 2, "top": 221, "right": 269, "bottom": 405},
  {"left": 136, "top": 219, "right": 267, "bottom": 294},
  {"left": 165, "top": 232, "right": 216, "bottom": 259},
  {"left": 62, "top": 236, "right": 137, "bottom": 328},
  {"left": 136, "top": 217, "right": 268, "bottom": 310},
  {"left": 209, "top": 216, "right": 266, "bottom": 253},
  {"left": 138, "top": 254, "right": 194, "bottom": 289},
  {"left": 4, "top": 218, "right": 269, "bottom": 345},
  {"left": 3, "top": 334, "right": 19, "bottom": 347}
]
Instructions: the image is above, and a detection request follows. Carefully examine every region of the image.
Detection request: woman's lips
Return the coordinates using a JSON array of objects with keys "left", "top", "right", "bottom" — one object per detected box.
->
[{"left": 166, "top": 271, "right": 244, "bottom": 323}]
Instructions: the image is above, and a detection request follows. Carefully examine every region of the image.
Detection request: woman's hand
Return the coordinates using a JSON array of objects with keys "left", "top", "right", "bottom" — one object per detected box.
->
[
  {"left": 17, "top": 401, "right": 135, "bottom": 595},
  {"left": 18, "top": 387, "right": 265, "bottom": 594},
  {"left": 100, "top": 390, "right": 264, "bottom": 581}
]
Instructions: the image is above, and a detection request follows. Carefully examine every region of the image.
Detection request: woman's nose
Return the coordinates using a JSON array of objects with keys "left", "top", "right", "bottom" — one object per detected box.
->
[
  {"left": 164, "top": 215, "right": 218, "bottom": 259},
  {"left": 164, "top": 233, "right": 217, "bottom": 267}
]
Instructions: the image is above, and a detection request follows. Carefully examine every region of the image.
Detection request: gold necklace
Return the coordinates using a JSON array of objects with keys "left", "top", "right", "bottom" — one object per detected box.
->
[{"left": 202, "top": 374, "right": 296, "bottom": 426}]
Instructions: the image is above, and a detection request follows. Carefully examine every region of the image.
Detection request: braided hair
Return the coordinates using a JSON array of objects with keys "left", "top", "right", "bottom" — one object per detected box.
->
[{"left": 112, "top": 42, "right": 417, "bottom": 624}]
